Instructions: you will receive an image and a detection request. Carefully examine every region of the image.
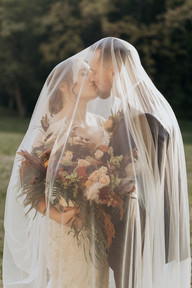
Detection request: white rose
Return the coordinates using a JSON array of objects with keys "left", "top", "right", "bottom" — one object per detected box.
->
[{"left": 95, "top": 150, "right": 104, "bottom": 160}]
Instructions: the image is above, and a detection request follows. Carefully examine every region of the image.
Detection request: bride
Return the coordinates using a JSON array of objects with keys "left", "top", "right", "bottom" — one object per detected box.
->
[
  {"left": 3, "top": 58, "right": 111, "bottom": 288},
  {"left": 37, "top": 59, "right": 110, "bottom": 288}
]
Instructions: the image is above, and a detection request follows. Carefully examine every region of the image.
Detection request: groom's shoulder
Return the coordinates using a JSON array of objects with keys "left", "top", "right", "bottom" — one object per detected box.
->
[
  {"left": 138, "top": 112, "right": 170, "bottom": 147},
  {"left": 116, "top": 110, "right": 163, "bottom": 131},
  {"left": 145, "top": 113, "right": 169, "bottom": 138},
  {"left": 116, "top": 110, "right": 169, "bottom": 142}
]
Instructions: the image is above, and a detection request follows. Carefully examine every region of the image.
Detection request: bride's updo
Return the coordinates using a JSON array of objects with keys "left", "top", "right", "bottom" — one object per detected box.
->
[
  {"left": 47, "top": 58, "right": 91, "bottom": 115},
  {"left": 47, "top": 59, "right": 74, "bottom": 115}
]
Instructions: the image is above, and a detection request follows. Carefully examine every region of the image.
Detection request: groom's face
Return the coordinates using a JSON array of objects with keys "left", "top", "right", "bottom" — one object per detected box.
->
[{"left": 90, "top": 50, "right": 114, "bottom": 99}]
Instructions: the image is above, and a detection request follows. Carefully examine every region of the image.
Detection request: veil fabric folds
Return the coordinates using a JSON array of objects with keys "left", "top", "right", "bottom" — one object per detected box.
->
[{"left": 3, "top": 37, "right": 191, "bottom": 288}]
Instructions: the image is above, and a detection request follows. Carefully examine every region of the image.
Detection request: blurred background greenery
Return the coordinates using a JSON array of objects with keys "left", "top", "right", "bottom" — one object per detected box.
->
[
  {"left": 0, "top": 0, "right": 192, "bottom": 119},
  {"left": 0, "top": 0, "right": 192, "bottom": 284}
]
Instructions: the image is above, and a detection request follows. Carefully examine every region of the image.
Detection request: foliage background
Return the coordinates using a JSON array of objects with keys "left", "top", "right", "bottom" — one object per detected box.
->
[{"left": 0, "top": 0, "right": 192, "bottom": 119}]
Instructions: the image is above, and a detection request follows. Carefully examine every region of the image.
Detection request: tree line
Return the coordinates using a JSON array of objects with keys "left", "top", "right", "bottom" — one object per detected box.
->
[{"left": 0, "top": 0, "right": 191, "bottom": 118}]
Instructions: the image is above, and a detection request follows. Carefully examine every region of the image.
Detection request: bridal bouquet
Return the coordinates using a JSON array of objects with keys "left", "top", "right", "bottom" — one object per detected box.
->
[{"left": 18, "top": 113, "right": 137, "bottom": 264}]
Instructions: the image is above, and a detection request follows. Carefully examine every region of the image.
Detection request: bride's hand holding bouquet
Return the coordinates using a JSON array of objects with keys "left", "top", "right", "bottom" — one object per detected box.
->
[{"left": 17, "top": 112, "right": 138, "bottom": 263}]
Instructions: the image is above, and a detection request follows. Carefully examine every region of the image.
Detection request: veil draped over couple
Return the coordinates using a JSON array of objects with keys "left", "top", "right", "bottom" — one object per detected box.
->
[{"left": 3, "top": 37, "right": 191, "bottom": 288}]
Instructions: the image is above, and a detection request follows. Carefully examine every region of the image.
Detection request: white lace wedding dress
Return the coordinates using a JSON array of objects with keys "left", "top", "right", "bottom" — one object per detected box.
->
[{"left": 46, "top": 113, "right": 110, "bottom": 288}]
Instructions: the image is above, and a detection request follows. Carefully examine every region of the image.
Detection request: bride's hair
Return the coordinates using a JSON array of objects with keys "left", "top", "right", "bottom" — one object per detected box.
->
[{"left": 47, "top": 59, "right": 74, "bottom": 115}]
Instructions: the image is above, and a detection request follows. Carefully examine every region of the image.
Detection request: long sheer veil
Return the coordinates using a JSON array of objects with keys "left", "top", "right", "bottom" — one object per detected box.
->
[{"left": 3, "top": 37, "right": 191, "bottom": 288}]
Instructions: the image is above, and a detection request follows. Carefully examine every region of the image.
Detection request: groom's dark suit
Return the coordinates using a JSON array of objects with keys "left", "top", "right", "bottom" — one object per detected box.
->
[{"left": 107, "top": 111, "right": 170, "bottom": 288}]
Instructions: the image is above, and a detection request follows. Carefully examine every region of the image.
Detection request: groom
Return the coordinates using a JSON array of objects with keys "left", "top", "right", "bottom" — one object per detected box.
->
[{"left": 90, "top": 38, "right": 170, "bottom": 288}]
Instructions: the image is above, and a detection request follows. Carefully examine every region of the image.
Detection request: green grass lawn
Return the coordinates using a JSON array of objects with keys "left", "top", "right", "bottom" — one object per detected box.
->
[
  {"left": 0, "top": 111, "right": 191, "bottom": 283},
  {"left": 178, "top": 120, "right": 192, "bottom": 213},
  {"left": 0, "top": 111, "right": 30, "bottom": 283}
]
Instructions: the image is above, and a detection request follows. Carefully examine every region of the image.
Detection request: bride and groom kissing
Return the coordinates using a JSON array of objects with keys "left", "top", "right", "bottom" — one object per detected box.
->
[{"left": 5, "top": 37, "right": 189, "bottom": 288}]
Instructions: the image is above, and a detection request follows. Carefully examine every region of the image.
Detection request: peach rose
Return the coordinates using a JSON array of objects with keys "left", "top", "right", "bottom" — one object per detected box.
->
[
  {"left": 99, "top": 174, "right": 110, "bottom": 186},
  {"left": 98, "top": 166, "right": 108, "bottom": 175},
  {"left": 89, "top": 170, "right": 100, "bottom": 182}
]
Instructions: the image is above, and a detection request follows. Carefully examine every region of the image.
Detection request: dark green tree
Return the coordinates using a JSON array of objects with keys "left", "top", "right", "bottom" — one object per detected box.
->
[
  {"left": 0, "top": 0, "right": 49, "bottom": 116},
  {"left": 0, "top": 0, "right": 191, "bottom": 118}
]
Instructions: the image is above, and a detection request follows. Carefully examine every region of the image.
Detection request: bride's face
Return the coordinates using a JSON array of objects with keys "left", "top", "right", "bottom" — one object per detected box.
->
[{"left": 73, "top": 68, "right": 98, "bottom": 101}]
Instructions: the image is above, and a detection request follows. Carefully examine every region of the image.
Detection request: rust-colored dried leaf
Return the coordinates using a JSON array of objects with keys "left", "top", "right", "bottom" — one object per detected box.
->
[{"left": 99, "top": 208, "right": 115, "bottom": 249}]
